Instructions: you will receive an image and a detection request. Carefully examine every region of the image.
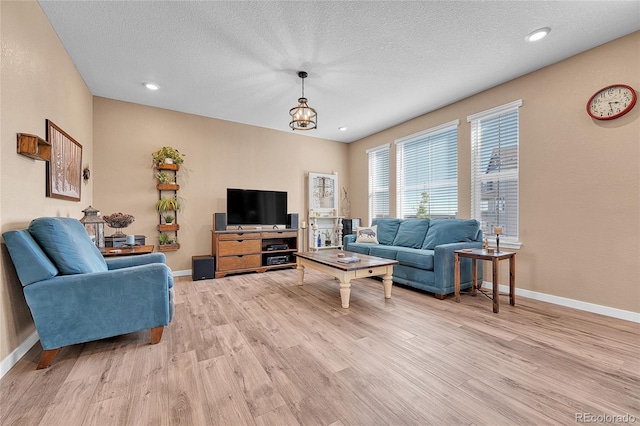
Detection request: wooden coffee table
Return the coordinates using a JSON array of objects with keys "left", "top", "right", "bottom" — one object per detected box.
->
[{"left": 295, "top": 250, "right": 398, "bottom": 308}]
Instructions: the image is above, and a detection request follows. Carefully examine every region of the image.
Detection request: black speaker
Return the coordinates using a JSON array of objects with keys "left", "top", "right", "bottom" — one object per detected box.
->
[
  {"left": 342, "top": 218, "right": 361, "bottom": 236},
  {"left": 214, "top": 212, "right": 227, "bottom": 231},
  {"left": 286, "top": 213, "right": 299, "bottom": 229},
  {"left": 192, "top": 255, "right": 215, "bottom": 280}
]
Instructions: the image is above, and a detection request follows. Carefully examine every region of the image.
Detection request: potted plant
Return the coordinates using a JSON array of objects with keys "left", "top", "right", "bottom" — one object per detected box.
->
[
  {"left": 158, "top": 233, "right": 171, "bottom": 245},
  {"left": 156, "top": 171, "right": 173, "bottom": 184},
  {"left": 323, "top": 230, "right": 333, "bottom": 247},
  {"left": 155, "top": 197, "right": 182, "bottom": 212},
  {"left": 163, "top": 214, "right": 174, "bottom": 224},
  {"left": 152, "top": 146, "right": 185, "bottom": 165}
]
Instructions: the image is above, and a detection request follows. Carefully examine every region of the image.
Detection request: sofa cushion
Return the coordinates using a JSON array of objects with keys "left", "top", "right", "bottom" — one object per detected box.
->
[
  {"left": 394, "top": 246, "right": 435, "bottom": 270},
  {"left": 371, "top": 218, "right": 402, "bottom": 245},
  {"left": 369, "top": 245, "right": 400, "bottom": 260},
  {"left": 356, "top": 226, "right": 378, "bottom": 244},
  {"left": 28, "top": 217, "right": 108, "bottom": 275},
  {"left": 345, "top": 242, "right": 373, "bottom": 255},
  {"left": 392, "top": 219, "right": 430, "bottom": 248},
  {"left": 422, "top": 219, "right": 480, "bottom": 249},
  {"left": 2, "top": 230, "right": 59, "bottom": 286}
]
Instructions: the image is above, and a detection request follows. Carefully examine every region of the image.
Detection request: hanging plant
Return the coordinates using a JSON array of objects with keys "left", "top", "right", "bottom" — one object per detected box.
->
[{"left": 152, "top": 146, "right": 185, "bottom": 165}]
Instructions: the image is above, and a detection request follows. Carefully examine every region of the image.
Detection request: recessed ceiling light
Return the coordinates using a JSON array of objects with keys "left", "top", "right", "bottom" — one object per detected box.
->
[
  {"left": 338, "top": 127, "right": 348, "bottom": 131},
  {"left": 144, "top": 82, "right": 160, "bottom": 90},
  {"left": 526, "top": 27, "right": 551, "bottom": 42}
]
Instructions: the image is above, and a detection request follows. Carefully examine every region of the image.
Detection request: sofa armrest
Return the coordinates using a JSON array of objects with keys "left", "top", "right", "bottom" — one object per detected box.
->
[
  {"left": 434, "top": 241, "right": 483, "bottom": 291},
  {"left": 23, "top": 262, "right": 173, "bottom": 350},
  {"left": 343, "top": 234, "right": 356, "bottom": 249},
  {"left": 105, "top": 253, "right": 167, "bottom": 270}
]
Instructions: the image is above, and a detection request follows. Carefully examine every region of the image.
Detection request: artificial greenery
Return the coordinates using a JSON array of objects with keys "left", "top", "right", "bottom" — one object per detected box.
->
[
  {"left": 152, "top": 146, "right": 185, "bottom": 165},
  {"left": 163, "top": 214, "right": 175, "bottom": 224},
  {"left": 158, "top": 233, "right": 171, "bottom": 245},
  {"left": 415, "top": 191, "right": 430, "bottom": 219},
  {"left": 155, "top": 197, "right": 182, "bottom": 212}
]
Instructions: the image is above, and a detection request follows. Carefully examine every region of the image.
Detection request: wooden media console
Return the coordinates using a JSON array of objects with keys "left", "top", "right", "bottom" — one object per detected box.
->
[{"left": 211, "top": 214, "right": 299, "bottom": 278}]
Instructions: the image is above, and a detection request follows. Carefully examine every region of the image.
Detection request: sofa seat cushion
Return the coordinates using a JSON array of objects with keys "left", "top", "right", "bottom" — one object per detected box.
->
[
  {"left": 422, "top": 219, "right": 480, "bottom": 249},
  {"left": 371, "top": 218, "right": 402, "bottom": 246},
  {"left": 394, "top": 247, "right": 435, "bottom": 270},
  {"left": 345, "top": 242, "right": 373, "bottom": 255},
  {"left": 368, "top": 245, "right": 400, "bottom": 260},
  {"left": 392, "top": 219, "right": 430, "bottom": 248},
  {"left": 29, "top": 217, "right": 108, "bottom": 275}
]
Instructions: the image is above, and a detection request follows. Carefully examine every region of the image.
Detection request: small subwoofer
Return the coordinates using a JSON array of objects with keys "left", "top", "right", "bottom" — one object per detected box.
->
[
  {"left": 342, "top": 218, "right": 361, "bottom": 236},
  {"left": 192, "top": 255, "right": 215, "bottom": 280}
]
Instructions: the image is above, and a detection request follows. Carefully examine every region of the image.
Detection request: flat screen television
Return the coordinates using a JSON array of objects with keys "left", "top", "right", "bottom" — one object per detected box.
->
[{"left": 226, "top": 188, "right": 288, "bottom": 226}]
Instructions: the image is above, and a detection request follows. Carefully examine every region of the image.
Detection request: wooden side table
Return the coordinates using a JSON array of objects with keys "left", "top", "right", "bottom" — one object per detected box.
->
[
  {"left": 102, "top": 245, "right": 154, "bottom": 257},
  {"left": 454, "top": 248, "right": 516, "bottom": 313}
]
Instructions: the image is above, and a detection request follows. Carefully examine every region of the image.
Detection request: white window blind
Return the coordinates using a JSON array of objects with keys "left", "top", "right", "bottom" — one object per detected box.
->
[
  {"left": 395, "top": 120, "right": 459, "bottom": 219},
  {"left": 367, "top": 144, "right": 390, "bottom": 220},
  {"left": 468, "top": 100, "right": 521, "bottom": 244}
]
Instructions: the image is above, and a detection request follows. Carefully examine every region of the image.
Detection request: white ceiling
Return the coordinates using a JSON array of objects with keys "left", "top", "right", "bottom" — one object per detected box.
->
[{"left": 38, "top": 1, "right": 640, "bottom": 143}]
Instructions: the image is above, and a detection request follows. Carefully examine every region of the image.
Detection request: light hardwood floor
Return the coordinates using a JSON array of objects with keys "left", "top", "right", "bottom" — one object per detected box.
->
[{"left": 1, "top": 268, "right": 639, "bottom": 426}]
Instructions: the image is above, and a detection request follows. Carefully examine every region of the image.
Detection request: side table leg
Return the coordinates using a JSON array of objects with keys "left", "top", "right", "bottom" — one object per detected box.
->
[
  {"left": 492, "top": 259, "right": 499, "bottom": 313},
  {"left": 471, "top": 258, "right": 478, "bottom": 296},
  {"left": 510, "top": 254, "right": 516, "bottom": 306},
  {"left": 339, "top": 279, "right": 351, "bottom": 308},
  {"left": 297, "top": 262, "right": 305, "bottom": 286},
  {"left": 454, "top": 252, "right": 461, "bottom": 302}
]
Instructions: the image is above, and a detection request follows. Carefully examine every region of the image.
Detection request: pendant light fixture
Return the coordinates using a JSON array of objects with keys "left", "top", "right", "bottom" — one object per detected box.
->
[{"left": 289, "top": 71, "right": 317, "bottom": 131}]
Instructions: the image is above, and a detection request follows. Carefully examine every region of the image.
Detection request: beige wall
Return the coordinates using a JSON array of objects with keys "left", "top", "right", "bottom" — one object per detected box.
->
[
  {"left": 348, "top": 32, "right": 640, "bottom": 313},
  {"left": 93, "top": 98, "right": 349, "bottom": 272},
  {"left": 1, "top": 1, "right": 94, "bottom": 360}
]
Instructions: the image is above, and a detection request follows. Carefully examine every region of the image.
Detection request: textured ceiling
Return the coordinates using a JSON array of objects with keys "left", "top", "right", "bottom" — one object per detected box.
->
[{"left": 38, "top": 1, "right": 640, "bottom": 143}]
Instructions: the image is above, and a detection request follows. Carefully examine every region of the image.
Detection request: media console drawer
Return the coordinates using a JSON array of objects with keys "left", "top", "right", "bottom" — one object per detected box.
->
[
  {"left": 219, "top": 239, "right": 261, "bottom": 256},
  {"left": 218, "top": 254, "right": 261, "bottom": 271},
  {"left": 218, "top": 232, "right": 261, "bottom": 241},
  {"left": 261, "top": 231, "right": 297, "bottom": 239}
]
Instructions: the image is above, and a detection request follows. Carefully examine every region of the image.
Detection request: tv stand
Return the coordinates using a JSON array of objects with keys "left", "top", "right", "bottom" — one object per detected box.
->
[{"left": 211, "top": 214, "right": 299, "bottom": 278}]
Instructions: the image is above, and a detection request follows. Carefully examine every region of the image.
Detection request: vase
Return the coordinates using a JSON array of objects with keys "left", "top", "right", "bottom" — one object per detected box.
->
[{"left": 111, "top": 228, "right": 125, "bottom": 237}]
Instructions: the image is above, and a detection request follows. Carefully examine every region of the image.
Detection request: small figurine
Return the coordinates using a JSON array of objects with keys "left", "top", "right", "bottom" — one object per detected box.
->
[{"left": 483, "top": 237, "right": 489, "bottom": 250}]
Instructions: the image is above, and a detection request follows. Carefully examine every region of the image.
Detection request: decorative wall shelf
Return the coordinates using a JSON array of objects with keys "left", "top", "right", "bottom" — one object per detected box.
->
[
  {"left": 307, "top": 172, "right": 343, "bottom": 250},
  {"left": 157, "top": 163, "right": 179, "bottom": 171},
  {"left": 158, "top": 243, "right": 180, "bottom": 252},
  {"left": 158, "top": 224, "right": 180, "bottom": 232},
  {"left": 156, "top": 183, "right": 180, "bottom": 191},
  {"left": 17, "top": 133, "right": 51, "bottom": 161}
]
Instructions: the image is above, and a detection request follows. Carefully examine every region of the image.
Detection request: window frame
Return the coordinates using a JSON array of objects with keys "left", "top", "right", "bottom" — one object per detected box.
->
[
  {"left": 367, "top": 143, "right": 390, "bottom": 222},
  {"left": 468, "top": 100, "right": 523, "bottom": 249},
  {"left": 395, "top": 119, "right": 460, "bottom": 220}
]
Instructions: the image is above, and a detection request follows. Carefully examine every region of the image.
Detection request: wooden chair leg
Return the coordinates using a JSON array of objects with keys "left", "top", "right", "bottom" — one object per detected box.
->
[
  {"left": 37, "top": 348, "right": 61, "bottom": 369},
  {"left": 150, "top": 326, "right": 164, "bottom": 344}
]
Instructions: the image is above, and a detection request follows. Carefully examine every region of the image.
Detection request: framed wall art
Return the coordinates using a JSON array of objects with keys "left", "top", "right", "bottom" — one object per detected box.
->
[{"left": 46, "top": 120, "right": 83, "bottom": 201}]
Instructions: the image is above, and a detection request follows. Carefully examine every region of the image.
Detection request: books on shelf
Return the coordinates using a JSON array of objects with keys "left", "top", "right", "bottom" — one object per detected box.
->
[{"left": 337, "top": 256, "right": 361, "bottom": 264}]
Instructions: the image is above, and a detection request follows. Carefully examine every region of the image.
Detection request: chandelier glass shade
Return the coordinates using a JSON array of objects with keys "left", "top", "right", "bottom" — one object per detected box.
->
[{"left": 289, "top": 71, "right": 317, "bottom": 131}]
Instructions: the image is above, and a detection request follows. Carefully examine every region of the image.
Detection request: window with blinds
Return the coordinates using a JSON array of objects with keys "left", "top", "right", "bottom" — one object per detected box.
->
[
  {"left": 367, "top": 144, "right": 390, "bottom": 220},
  {"left": 395, "top": 120, "right": 459, "bottom": 219},
  {"left": 468, "top": 100, "right": 522, "bottom": 244}
]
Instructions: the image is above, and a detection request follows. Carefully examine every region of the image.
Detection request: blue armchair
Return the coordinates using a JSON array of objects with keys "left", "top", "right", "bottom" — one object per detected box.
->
[{"left": 2, "top": 217, "right": 174, "bottom": 369}]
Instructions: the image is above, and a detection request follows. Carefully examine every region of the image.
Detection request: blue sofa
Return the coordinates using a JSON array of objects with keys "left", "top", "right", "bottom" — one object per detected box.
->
[
  {"left": 2, "top": 217, "right": 174, "bottom": 368},
  {"left": 344, "top": 218, "right": 483, "bottom": 298}
]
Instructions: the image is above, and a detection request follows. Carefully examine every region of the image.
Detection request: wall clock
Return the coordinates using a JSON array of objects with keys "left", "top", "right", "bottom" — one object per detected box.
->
[{"left": 586, "top": 84, "right": 637, "bottom": 120}]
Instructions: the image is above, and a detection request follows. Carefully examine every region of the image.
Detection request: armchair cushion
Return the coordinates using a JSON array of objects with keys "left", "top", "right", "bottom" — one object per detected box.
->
[
  {"left": 2, "top": 230, "right": 58, "bottom": 286},
  {"left": 28, "top": 217, "right": 107, "bottom": 274}
]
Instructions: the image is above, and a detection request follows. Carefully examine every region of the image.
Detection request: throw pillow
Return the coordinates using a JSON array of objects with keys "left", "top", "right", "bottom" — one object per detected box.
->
[{"left": 356, "top": 226, "right": 379, "bottom": 244}]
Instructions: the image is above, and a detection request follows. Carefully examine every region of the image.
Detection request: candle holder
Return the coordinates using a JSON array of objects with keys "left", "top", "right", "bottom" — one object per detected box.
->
[{"left": 493, "top": 226, "right": 503, "bottom": 253}]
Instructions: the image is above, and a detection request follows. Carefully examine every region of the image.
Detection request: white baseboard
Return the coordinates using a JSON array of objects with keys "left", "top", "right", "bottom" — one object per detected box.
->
[
  {"left": 480, "top": 282, "right": 640, "bottom": 323},
  {"left": 0, "top": 330, "right": 39, "bottom": 379},
  {"left": 173, "top": 269, "right": 191, "bottom": 277}
]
